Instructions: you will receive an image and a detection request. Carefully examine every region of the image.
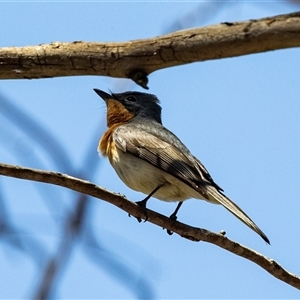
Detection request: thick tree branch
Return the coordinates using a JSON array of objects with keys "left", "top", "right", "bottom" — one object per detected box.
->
[
  {"left": 0, "top": 162, "right": 299, "bottom": 289},
  {"left": 0, "top": 11, "right": 299, "bottom": 86}
]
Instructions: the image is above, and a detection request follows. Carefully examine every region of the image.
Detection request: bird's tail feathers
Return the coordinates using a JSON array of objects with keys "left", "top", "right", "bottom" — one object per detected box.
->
[{"left": 206, "top": 186, "right": 270, "bottom": 244}]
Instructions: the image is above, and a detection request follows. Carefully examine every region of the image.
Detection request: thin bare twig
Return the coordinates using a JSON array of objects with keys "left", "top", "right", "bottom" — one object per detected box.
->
[{"left": 0, "top": 163, "right": 299, "bottom": 290}]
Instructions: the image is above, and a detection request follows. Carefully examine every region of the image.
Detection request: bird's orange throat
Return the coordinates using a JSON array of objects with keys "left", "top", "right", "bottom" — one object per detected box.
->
[
  {"left": 105, "top": 99, "right": 134, "bottom": 128},
  {"left": 99, "top": 99, "right": 133, "bottom": 159}
]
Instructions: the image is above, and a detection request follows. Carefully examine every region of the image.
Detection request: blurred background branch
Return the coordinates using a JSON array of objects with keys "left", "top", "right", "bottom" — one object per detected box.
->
[{"left": 0, "top": 91, "right": 155, "bottom": 299}]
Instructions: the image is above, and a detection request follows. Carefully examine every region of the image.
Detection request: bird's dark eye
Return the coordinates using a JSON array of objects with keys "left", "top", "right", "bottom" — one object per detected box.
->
[{"left": 125, "top": 96, "right": 137, "bottom": 102}]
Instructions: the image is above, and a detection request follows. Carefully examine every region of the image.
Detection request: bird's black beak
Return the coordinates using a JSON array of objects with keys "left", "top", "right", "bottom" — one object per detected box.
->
[{"left": 93, "top": 89, "right": 112, "bottom": 101}]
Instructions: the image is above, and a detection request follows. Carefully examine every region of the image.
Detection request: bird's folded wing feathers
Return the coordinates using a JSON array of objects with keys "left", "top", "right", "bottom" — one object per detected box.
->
[
  {"left": 193, "top": 156, "right": 223, "bottom": 191},
  {"left": 113, "top": 126, "right": 216, "bottom": 194}
]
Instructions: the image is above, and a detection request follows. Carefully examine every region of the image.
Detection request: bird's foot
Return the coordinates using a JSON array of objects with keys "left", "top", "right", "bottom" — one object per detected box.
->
[
  {"left": 128, "top": 213, "right": 143, "bottom": 223},
  {"left": 135, "top": 199, "right": 148, "bottom": 222},
  {"left": 167, "top": 213, "right": 178, "bottom": 235}
]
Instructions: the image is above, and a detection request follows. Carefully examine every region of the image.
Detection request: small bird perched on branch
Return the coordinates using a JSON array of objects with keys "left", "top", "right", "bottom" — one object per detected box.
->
[{"left": 94, "top": 89, "right": 269, "bottom": 244}]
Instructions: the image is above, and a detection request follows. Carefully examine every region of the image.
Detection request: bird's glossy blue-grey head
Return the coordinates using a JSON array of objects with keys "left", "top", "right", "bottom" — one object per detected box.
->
[{"left": 94, "top": 89, "right": 162, "bottom": 124}]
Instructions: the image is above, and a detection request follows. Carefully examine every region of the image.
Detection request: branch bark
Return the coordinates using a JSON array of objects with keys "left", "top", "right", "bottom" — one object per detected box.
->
[
  {"left": 0, "top": 162, "right": 299, "bottom": 290},
  {"left": 0, "top": 11, "right": 299, "bottom": 85}
]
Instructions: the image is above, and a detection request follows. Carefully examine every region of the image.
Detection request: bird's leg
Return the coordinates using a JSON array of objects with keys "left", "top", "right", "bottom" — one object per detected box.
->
[
  {"left": 169, "top": 201, "right": 183, "bottom": 221},
  {"left": 167, "top": 201, "right": 183, "bottom": 235},
  {"left": 135, "top": 184, "right": 164, "bottom": 222}
]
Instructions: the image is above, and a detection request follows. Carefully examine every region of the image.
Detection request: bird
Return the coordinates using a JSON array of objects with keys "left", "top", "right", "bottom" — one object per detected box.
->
[{"left": 94, "top": 88, "right": 270, "bottom": 244}]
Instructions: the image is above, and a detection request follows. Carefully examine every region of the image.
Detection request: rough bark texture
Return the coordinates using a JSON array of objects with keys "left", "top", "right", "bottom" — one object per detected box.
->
[{"left": 0, "top": 11, "right": 299, "bottom": 84}]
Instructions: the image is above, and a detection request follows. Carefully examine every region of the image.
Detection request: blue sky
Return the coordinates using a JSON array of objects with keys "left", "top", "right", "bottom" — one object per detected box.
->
[{"left": 1, "top": 2, "right": 300, "bottom": 299}]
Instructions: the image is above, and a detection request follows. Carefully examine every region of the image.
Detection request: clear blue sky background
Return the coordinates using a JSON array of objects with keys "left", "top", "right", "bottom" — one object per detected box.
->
[{"left": 1, "top": 1, "right": 300, "bottom": 299}]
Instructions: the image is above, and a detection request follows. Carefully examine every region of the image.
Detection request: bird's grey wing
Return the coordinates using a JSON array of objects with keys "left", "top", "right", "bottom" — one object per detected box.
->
[
  {"left": 193, "top": 156, "right": 223, "bottom": 191},
  {"left": 113, "top": 125, "right": 214, "bottom": 196},
  {"left": 129, "top": 120, "right": 223, "bottom": 191}
]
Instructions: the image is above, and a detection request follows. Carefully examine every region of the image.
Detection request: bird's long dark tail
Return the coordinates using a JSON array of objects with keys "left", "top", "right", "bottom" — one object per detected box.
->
[{"left": 206, "top": 186, "right": 270, "bottom": 244}]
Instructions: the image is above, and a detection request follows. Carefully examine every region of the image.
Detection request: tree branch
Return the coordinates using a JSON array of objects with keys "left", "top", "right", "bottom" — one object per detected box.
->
[
  {"left": 0, "top": 162, "right": 299, "bottom": 289},
  {"left": 0, "top": 11, "right": 299, "bottom": 85}
]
